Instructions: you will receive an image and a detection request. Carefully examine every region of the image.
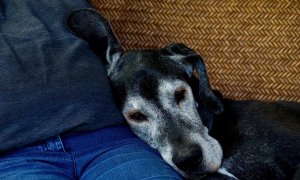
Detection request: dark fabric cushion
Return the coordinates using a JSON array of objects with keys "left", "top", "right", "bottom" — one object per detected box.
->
[{"left": 0, "top": 0, "right": 124, "bottom": 153}]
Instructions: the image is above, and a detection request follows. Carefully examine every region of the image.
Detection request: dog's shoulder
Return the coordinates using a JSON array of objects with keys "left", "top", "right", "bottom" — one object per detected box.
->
[{"left": 211, "top": 99, "right": 300, "bottom": 179}]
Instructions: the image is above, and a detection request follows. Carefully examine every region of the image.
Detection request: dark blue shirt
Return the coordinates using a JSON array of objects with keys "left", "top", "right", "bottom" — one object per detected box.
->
[{"left": 0, "top": 0, "right": 124, "bottom": 153}]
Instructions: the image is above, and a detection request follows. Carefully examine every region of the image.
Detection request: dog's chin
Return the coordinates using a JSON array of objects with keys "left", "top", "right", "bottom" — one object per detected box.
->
[
  {"left": 179, "top": 170, "right": 211, "bottom": 180},
  {"left": 178, "top": 167, "right": 220, "bottom": 180},
  {"left": 165, "top": 159, "right": 221, "bottom": 180}
]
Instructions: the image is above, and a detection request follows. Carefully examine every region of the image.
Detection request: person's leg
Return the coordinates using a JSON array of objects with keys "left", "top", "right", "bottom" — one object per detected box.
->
[
  {"left": 0, "top": 137, "right": 74, "bottom": 180},
  {"left": 81, "top": 141, "right": 181, "bottom": 180},
  {"left": 62, "top": 125, "right": 182, "bottom": 180}
]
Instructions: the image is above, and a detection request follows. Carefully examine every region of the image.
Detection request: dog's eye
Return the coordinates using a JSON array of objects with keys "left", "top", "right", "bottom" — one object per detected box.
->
[
  {"left": 128, "top": 111, "right": 147, "bottom": 122},
  {"left": 175, "top": 88, "right": 186, "bottom": 104}
]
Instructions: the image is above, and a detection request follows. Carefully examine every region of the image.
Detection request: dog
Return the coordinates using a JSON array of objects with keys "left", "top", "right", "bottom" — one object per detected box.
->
[
  {"left": 67, "top": 9, "right": 300, "bottom": 179},
  {"left": 207, "top": 95, "right": 300, "bottom": 180}
]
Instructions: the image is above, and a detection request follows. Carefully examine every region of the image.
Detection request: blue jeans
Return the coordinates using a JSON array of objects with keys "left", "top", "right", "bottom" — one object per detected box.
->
[{"left": 0, "top": 125, "right": 182, "bottom": 180}]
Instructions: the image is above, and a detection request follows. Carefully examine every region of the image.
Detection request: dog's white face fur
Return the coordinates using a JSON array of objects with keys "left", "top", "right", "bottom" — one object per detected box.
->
[{"left": 122, "top": 78, "right": 223, "bottom": 178}]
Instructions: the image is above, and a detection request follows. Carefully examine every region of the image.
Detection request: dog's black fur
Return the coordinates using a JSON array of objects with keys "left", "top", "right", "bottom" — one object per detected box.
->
[
  {"left": 203, "top": 95, "right": 300, "bottom": 180},
  {"left": 67, "top": 9, "right": 300, "bottom": 179}
]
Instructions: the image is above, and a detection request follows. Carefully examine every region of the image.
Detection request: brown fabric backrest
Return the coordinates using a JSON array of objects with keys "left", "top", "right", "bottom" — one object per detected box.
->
[{"left": 90, "top": 0, "right": 300, "bottom": 102}]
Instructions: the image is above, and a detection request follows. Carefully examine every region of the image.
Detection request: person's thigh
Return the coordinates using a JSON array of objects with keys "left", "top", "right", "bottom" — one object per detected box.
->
[
  {"left": 80, "top": 141, "right": 182, "bottom": 180},
  {"left": 0, "top": 149, "right": 74, "bottom": 180}
]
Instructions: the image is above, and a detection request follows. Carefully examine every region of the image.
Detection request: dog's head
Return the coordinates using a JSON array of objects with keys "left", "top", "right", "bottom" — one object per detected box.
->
[{"left": 68, "top": 9, "right": 224, "bottom": 178}]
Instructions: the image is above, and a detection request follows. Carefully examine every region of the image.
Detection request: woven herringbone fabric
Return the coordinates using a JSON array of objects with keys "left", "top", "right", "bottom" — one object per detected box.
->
[{"left": 90, "top": 0, "right": 300, "bottom": 102}]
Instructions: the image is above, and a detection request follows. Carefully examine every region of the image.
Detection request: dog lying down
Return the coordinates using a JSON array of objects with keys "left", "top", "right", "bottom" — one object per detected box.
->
[{"left": 67, "top": 9, "right": 300, "bottom": 179}]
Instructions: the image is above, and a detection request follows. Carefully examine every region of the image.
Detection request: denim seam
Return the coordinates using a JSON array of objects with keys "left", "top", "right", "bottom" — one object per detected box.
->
[
  {"left": 69, "top": 152, "right": 78, "bottom": 179},
  {"left": 57, "top": 135, "right": 66, "bottom": 152}
]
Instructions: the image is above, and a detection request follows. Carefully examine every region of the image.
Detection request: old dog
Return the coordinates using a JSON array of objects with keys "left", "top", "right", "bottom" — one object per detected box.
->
[{"left": 67, "top": 9, "right": 300, "bottom": 179}]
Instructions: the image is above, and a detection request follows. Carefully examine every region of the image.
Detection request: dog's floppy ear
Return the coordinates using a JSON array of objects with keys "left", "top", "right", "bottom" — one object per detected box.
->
[
  {"left": 163, "top": 43, "right": 224, "bottom": 114},
  {"left": 67, "top": 9, "right": 122, "bottom": 75}
]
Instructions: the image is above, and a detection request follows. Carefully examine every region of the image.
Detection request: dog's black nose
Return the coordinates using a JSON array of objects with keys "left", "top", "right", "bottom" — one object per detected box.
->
[{"left": 172, "top": 145, "right": 203, "bottom": 171}]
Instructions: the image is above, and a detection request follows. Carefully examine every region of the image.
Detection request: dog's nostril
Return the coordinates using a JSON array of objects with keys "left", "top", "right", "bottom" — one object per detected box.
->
[{"left": 172, "top": 146, "right": 203, "bottom": 171}]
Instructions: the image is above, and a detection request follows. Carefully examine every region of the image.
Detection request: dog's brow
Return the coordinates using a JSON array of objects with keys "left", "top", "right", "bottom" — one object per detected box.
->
[
  {"left": 158, "top": 79, "right": 188, "bottom": 95},
  {"left": 123, "top": 95, "right": 158, "bottom": 114},
  {"left": 123, "top": 95, "right": 145, "bottom": 112},
  {"left": 157, "top": 79, "right": 191, "bottom": 115}
]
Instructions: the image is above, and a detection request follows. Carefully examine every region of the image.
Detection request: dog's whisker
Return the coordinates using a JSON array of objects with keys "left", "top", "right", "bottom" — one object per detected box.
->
[{"left": 217, "top": 168, "right": 239, "bottom": 180}]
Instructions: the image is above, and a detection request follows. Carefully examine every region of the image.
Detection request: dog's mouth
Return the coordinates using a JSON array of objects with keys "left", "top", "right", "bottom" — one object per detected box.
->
[
  {"left": 178, "top": 162, "right": 221, "bottom": 179},
  {"left": 183, "top": 172, "right": 210, "bottom": 180},
  {"left": 174, "top": 166, "right": 220, "bottom": 180},
  {"left": 175, "top": 163, "right": 222, "bottom": 180}
]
